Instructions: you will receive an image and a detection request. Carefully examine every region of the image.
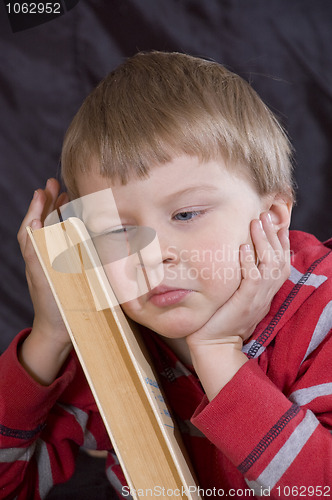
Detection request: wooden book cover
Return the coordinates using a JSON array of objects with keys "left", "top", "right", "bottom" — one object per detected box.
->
[{"left": 27, "top": 218, "right": 201, "bottom": 500}]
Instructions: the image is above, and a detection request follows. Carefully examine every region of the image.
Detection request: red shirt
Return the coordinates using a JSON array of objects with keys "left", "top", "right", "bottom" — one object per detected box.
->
[{"left": 0, "top": 231, "right": 331, "bottom": 499}]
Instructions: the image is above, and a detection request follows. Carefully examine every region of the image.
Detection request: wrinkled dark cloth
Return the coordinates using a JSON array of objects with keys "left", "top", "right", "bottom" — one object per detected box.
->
[
  {"left": 1, "top": 0, "right": 332, "bottom": 353},
  {"left": 45, "top": 449, "right": 118, "bottom": 500}
]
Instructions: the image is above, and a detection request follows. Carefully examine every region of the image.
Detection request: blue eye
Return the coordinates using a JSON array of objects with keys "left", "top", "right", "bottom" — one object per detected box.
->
[{"left": 174, "top": 211, "right": 201, "bottom": 221}]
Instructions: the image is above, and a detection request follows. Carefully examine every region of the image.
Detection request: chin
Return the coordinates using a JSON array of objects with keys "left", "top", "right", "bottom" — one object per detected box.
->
[
  {"left": 122, "top": 298, "right": 221, "bottom": 339},
  {"left": 141, "top": 312, "right": 211, "bottom": 340}
]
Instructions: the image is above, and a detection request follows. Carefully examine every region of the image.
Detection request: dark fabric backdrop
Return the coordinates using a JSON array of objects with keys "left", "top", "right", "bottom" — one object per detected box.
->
[{"left": 1, "top": 0, "right": 332, "bottom": 352}]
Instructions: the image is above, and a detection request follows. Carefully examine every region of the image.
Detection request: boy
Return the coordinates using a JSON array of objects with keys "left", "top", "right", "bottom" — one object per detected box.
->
[{"left": 1, "top": 52, "right": 331, "bottom": 499}]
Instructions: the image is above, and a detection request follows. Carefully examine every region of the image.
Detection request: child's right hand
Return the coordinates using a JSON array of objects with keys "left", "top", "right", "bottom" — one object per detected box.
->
[{"left": 17, "top": 178, "right": 73, "bottom": 385}]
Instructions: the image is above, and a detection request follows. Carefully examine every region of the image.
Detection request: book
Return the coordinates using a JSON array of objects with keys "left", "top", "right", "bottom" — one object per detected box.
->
[{"left": 27, "top": 217, "right": 201, "bottom": 500}]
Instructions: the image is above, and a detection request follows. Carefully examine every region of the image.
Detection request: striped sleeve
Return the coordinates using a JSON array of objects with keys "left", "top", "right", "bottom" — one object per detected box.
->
[
  {"left": 0, "top": 330, "right": 103, "bottom": 499},
  {"left": 192, "top": 324, "right": 332, "bottom": 497}
]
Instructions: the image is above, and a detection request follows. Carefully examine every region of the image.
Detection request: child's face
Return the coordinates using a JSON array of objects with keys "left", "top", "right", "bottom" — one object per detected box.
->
[{"left": 77, "top": 155, "right": 271, "bottom": 339}]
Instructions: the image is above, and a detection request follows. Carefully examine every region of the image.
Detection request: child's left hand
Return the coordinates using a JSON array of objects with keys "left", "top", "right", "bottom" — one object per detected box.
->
[{"left": 186, "top": 212, "right": 290, "bottom": 399}]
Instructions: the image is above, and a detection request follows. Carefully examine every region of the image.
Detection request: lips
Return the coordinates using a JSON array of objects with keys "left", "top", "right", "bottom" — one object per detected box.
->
[{"left": 147, "top": 285, "right": 193, "bottom": 307}]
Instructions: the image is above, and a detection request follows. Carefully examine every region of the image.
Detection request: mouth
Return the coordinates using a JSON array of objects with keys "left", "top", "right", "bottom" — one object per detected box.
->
[{"left": 147, "top": 285, "right": 193, "bottom": 307}]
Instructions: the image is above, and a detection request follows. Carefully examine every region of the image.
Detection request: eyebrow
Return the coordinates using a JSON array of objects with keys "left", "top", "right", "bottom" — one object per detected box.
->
[
  {"left": 162, "top": 185, "right": 220, "bottom": 201},
  {"left": 82, "top": 210, "right": 121, "bottom": 233}
]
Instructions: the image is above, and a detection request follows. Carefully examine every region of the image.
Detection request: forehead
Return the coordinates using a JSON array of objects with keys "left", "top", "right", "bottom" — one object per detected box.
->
[{"left": 76, "top": 155, "right": 257, "bottom": 199}]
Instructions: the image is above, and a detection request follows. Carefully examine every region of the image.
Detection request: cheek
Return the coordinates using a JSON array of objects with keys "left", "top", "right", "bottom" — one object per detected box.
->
[
  {"left": 190, "top": 238, "right": 242, "bottom": 285},
  {"left": 102, "top": 256, "right": 149, "bottom": 304},
  {"left": 119, "top": 299, "right": 140, "bottom": 321}
]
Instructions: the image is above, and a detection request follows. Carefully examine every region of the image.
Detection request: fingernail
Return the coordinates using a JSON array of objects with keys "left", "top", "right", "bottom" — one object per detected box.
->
[
  {"left": 244, "top": 244, "right": 251, "bottom": 252},
  {"left": 258, "top": 219, "right": 263, "bottom": 230},
  {"left": 266, "top": 212, "right": 273, "bottom": 224},
  {"left": 31, "top": 219, "right": 39, "bottom": 229},
  {"left": 33, "top": 190, "right": 39, "bottom": 200}
]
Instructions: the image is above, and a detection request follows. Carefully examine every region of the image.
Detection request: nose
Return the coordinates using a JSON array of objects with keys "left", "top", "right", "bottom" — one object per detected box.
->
[
  {"left": 123, "top": 221, "right": 179, "bottom": 267},
  {"left": 128, "top": 226, "right": 167, "bottom": 292},
  {"left": 135, "top": 225, "right": 180, "bottom": 286},
  {"left": 158, "top": 236, "right": 179, "bottom": 264},
  {"left": 137, "top": 229, "right": 183, "bottom": 294}
]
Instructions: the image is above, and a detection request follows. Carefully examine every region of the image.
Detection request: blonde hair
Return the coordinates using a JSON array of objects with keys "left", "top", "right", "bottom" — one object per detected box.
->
[{"left": 61, "top": 51, "right": 294, "bottom": 200}]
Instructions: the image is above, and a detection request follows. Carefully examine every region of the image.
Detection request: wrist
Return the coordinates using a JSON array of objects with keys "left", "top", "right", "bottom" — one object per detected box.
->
[
  {"left": 187, "top": 339, "right": 248, "bottom": 401},
  {"left": 19, "top": 326, "right": 72, "bottom": 386},
  {"left": 187, "top": 334, "right": 244, "bottom": 351}
]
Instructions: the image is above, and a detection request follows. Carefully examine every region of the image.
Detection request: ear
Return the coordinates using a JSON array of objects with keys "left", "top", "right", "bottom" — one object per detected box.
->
[{"left": 265, "top": 194, "right": 293, "bottom": 231}]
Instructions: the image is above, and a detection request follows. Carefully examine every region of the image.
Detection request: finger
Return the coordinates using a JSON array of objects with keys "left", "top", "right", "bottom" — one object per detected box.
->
[
  {"left": 55, "top": 191, "right": 70, "bottom": 211},
  {"left": 44, "top": 177, "right": 60, "bottom": 199},
  {"left": 17, "top": 179, "right": 60, "bottom": 248},
  {"left": 17, "top": 189, "right": 46, "bottom": 250},
  {"left": 24, "top": 219, "right": 43, "bottom": 268},
  {"left": 18, "top": 179, "right": 58, "bottom": 227},
  {"left": 260, "top": 212, "right": 291, "bottom": 263},
  {"left": 277, "top": 226, "right": 290, "bottom": 252},
  {"left": 40, "top": 178, "right": 62, "bottom": 221},
  {"left": 18, "top": 218, "right": 44, "bottom": 294},
  {"left": 238, "top": 242, "right": 280, "bottom": 312},
  {"left": 260, "top": 212, "right": 283, "bottom": 254},
  {"left": 277, "top": 227, "right": 291, "bottom": 275},
  {"left": 239, "top": 244, "right": 260, "bottom": 282},
  {"left": 249, "top": 221, "right": 286, "bottom": 285},
  {"left": 251, "top": 216, "right": 287, "bottom": 268},
  {"left": 250, "top": 218, "right": 272, "bottom": 265}
]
